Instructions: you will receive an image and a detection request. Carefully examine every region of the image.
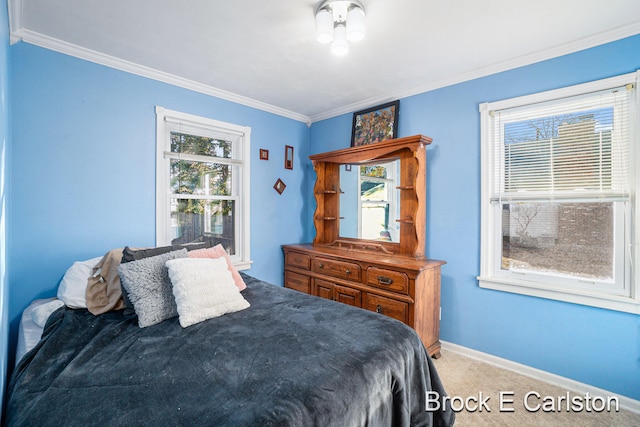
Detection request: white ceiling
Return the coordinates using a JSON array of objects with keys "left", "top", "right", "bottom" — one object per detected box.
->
[{"left": 8, "top": 0, "right": 640, "bottom": 123}]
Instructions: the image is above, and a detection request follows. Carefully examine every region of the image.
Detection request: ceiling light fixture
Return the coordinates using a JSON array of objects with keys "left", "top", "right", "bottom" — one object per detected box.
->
[{"left": 315, "top": 0, "right": 366, "bottom": 56}]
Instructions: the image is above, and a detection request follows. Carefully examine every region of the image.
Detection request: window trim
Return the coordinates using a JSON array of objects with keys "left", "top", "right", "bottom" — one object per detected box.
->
[
  {"left": 155, "top": 106, "right": 252, "bottom": 270},
  {"left": 478, "top": 71, "right": 640, "bottom": 314}
]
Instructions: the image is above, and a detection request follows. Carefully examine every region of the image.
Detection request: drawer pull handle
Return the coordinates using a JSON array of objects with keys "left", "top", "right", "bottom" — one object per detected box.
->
[
  {"left": 318, "top": 263, "right": 324, "bottom": 269},
  {"left": 345, "top": 269, "right": 351, "bottom": 275},
  {"left": 376, "top": 304, "right": 383, "bottom": 314},
  {"left": 377, "top": 276, "right": 394, "bottom": 286}
]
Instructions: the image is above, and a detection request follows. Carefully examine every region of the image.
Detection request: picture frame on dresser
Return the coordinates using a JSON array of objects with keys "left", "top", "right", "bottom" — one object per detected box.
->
[{"left": 351, "top": 100, "right": 399, "bottom": 147}]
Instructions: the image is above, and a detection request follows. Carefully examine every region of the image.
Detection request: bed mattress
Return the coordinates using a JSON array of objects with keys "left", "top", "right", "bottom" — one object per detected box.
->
[{"left": 6, "top": 273, "right": 454, "bottom": 426}]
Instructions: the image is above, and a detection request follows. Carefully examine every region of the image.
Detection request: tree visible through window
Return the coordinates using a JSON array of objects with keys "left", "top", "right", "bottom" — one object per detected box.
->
[
  {"left": 156, "top": 107, "right": 251, "bottom": 269},
  {"left": 169, "top": 132, "right": 236, "bottom": 252}
]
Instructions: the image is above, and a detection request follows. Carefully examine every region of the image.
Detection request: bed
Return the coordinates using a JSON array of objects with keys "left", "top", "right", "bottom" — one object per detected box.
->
[{"left": 6, "top": 245, "right": 455, "bottom": 427}]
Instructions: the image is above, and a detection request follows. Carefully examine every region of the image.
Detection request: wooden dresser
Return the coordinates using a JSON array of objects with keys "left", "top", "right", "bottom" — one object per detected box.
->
[
  {"left": 282, "top": 245, "right": 444, "bottom": 358},
  {"left": 283, "top": 135, "right": 445, "bottom": 358},
  {"left": 283, "top": 243, "right": 444, "bottom": 358}
]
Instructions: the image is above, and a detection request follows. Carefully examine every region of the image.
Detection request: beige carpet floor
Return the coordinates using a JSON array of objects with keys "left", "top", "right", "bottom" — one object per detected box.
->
[{"left": 431, "top": 349, "right": 640, "bottom": 426}]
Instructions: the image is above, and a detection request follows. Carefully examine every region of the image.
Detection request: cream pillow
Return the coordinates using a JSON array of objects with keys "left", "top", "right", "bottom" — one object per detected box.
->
[
  {"left": 187, "top": 244, "right": 246, "bottom": 291},
  {"left": 166, "top": 257, "right": 250, "bottom": 328}
]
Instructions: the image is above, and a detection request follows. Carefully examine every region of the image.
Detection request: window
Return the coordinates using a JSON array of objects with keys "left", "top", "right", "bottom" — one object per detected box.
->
[
  {"left": 156, "top": 106, "right": 252, "bottom": 270},
  {"left": 479, "top": 72, "right": 640, "bottom": 313}
]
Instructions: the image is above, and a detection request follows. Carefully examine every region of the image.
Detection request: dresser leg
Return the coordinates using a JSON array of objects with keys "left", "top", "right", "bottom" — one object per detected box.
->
[{"left": 426, "top": 341, "right": 442, "bottom": 359}]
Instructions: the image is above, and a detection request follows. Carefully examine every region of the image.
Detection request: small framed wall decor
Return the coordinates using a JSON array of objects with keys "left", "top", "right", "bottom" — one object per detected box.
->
[
  {"left": 351, "top": 100, "right": 399, "bottom": 147},
  {"left": 273, "top": 178, "right": 286, "bottom": 194},
  {"left": 284, "top": 145, "right": 294, "bottom": 170},
  {"left": 259, "top": 149, "right": 269, "bottom": 160}
]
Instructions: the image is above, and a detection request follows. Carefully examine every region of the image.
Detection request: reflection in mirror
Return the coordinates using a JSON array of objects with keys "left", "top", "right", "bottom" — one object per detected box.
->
[{"left": 340, "top": 160, "right": 400, "bottom": 242}]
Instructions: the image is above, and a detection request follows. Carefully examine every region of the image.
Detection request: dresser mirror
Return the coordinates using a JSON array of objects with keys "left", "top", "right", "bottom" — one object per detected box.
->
[
  {"left": 339, "top": 160, "right": 401, "bottom": 242},
  {"left": 310, "top": 135, "right": 431, "bottom": 258}
]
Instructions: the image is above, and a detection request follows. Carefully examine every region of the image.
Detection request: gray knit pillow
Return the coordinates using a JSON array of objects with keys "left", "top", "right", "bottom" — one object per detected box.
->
[{"left": 118, "top": 249, "right": 188, "bottom": 327}]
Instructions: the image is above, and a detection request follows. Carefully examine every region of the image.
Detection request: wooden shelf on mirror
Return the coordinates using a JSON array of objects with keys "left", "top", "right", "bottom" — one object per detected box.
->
[
  {"left": 310, "top": 134, "right": 431, "bottom": 258},
  {"left": 396, "top": 218, "right": 415, "bottom": 224}
]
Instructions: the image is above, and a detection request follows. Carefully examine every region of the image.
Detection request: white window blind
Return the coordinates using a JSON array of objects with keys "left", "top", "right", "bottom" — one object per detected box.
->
[
  {"left": 164, "top": 115, "right": 245, "bottom": 146},
  {"left": 490, "top": 85, "right": 633, "bottom": 203},
  {"left": 479, "top": 71, "right": 640, "bottom": 314}
]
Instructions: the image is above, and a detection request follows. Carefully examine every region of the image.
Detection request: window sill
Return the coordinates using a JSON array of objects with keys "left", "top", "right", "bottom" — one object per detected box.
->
[
  {"left": 234, "top": 260, "right": 253, "bottom": 271},
  {"left": 478, "top": 276, "right": 640, "bottom": 315}
]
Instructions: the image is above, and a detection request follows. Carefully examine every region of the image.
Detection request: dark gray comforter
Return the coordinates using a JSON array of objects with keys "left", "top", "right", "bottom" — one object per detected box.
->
[{"left": 6, "top": 274, "right": 455, "bottom": 426}]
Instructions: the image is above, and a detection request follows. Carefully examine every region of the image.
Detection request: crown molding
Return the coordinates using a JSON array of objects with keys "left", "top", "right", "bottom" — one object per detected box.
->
[
  {"left": 309, "top": 21, "right": 640, "bottom": 123},
  {"left": 8, "top": 0, "right": 23, "bottom": 45},
  {"left": 11, "top": 29, "right": 311, "bottom": 124},
  {"left": 8, "top": 14, "right": 640, "bottom": 125}
]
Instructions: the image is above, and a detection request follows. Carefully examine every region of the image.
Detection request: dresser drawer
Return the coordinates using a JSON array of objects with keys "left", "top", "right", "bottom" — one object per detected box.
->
[
  {"left": 365, "top": 293, "right": 409, "bottom": 324},
  {"left": 315, "top": 279, "right": 334, "bottom": 300},
  {"left": 313, "top": 257, "right": 361, "bottom": 281},
  {"left": 286, "top": 251, "right": 311, "bottom": 270},
  {"left": 334, "top": 284, "right": 362, "bottom": 307},
  {"left": 285, "top": 271, "right": 311, "bottom": 293},
  {"left": 366, "top": 267, "right": 409, "bottom": 295}
]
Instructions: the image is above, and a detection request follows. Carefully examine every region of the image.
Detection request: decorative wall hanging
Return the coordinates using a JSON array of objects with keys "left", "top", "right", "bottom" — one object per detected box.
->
[
  {"left": 351, "top": 100, "right": 399, "bottom": 147},
  {"left": 259, "top": 149, "right": 269, "bottom": 160},
  {"left": 284, "top": 145, "right": 294, "bottom": 170},
  {"left": 273, "top": 178, "right": 286, "bottom": 194}
]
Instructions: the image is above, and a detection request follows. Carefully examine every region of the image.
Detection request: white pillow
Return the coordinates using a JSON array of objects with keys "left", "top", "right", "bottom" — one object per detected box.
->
[
  {"left": 31, "top": 299, "right": 65, "bottom": 327},
  {"left": 57, "top": 256, "right": 102, "bottom": 309},
  {"left": 166, "top": 257, "right": 250, "bottom": 328}
]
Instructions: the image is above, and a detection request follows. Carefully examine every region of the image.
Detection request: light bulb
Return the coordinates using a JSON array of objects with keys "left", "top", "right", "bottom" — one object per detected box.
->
[
  {"left": 346, "top": 6, "right": 365, "bottom": 42},
  {"left": 331, "top": 24, "right": 349, "bottom": 56},
  {"left": 315, "top": 8, "right": 334, "bottom": 44}
]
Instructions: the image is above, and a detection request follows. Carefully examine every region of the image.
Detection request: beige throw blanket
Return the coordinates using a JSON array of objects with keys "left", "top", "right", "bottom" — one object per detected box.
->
[{"left": 86, "top": 248, "right": 126, "bottom": 314}]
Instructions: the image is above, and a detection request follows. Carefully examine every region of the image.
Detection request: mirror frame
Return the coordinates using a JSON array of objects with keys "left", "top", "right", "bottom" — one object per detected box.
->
[{"left": 309, "top": 135, "right": 432, "bottom": 258}]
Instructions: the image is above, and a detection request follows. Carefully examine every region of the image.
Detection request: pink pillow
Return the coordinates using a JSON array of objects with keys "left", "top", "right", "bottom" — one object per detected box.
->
[{"left": 188, "top": 244, "right": 247, "bottom": 291}]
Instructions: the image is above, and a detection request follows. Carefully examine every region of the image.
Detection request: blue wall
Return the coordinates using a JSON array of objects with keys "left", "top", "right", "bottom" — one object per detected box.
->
[
  {"left": 4, "top": 19, "right": 640, "bottom": 405},
  {"left": 309, "top": 35, "right": 640, "bottom": 400},
  {"left": 0, "top": 0, "right": 10, "bottom": 414},
  {"left": 7, "top": 42, "right": 309, "bottom": 366}
]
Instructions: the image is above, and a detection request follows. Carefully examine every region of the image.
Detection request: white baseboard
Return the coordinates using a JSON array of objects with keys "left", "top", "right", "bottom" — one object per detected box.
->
[{"left": 440, "top": 341, "right": 640, "bottom": 415}]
